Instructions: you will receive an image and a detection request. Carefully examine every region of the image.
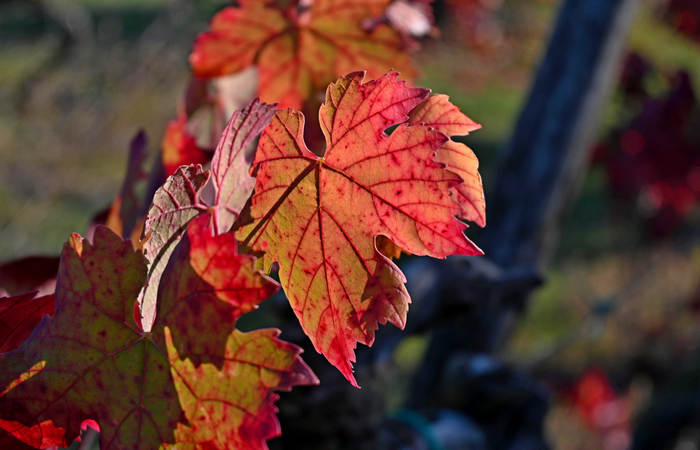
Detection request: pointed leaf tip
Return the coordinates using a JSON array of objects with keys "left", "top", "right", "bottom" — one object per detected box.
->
[{"left": 409, "top": 94, "right": 487, "bottom": 228}]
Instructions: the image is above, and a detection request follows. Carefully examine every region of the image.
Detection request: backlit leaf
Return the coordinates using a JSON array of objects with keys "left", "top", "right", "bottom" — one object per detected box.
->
[
  {"left": 190, "top": 0, "right": 415, "bottom": 109},
  {"left": 0, "top": 225, "right": 313, "bottom": 449},
  {"left": 141, "top": 97, "right": 278, "bottom": 327},
  {"left": 0, "top": 227, "right": 178, "bottom": 449},
  {"left": 408, "top": 94, "right": 486, "bottom": 226},
  {"left": 239, "top": 72, "right": 482, "bottom": 386},
  {"left": 144, "top": 165, "right": 210, "bottom": 262},
  {"left": 164, "top": 326, "right": 318, "bottom": 449}
]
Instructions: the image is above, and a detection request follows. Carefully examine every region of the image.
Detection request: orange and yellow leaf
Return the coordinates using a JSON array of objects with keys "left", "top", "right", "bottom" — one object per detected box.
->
[
  {"left": 239, "top": 72, "right": 482, "bottom": 386},
  {"left": 409, "top": 94, "right": 486, "bottom": 227},
  {"left": 165, "top": 326, "right": 318, "bottom": 450},
  {"left": 190, "top": 0, "right": 415, "bottom": 109}
]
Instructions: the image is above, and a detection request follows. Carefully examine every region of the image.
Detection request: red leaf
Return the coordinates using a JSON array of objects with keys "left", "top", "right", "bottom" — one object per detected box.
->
[
  {"left": 0, "top": 292, "right": 54, "bottom": 354},
  {"left": 190, "top": 0, "right": 415, "bottom": 109},
  {"left": 0, "top": 419, "right": 66, "bottom": 449},
  {"left": 239, "top": 72, "right": 483, "bottom": 385},
  {"left": 141, "top": 99, "right": 278, "bottom": 330},
  {"left": 162, "top": 115, "right": 209, "bottom": 178}
]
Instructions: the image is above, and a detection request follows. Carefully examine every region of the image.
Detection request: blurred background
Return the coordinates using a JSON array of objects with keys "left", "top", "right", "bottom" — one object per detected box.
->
[{"left": 0, "top": 0, "right": 698, "bottom": 448}]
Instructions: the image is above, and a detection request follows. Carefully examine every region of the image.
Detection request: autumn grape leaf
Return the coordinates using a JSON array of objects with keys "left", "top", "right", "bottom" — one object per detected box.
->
[
  {"left": 408, "top": 94, "right": 486, "bottom": 226},
  {"left": 0, "top": 227, "right": 179, "bottom": 449},
  {"left": 0, "top": 292, "right": 54, "bottom": 354},
  {"left": 239, "top": 72, "right": 483, "bottom": 386},
  {"left": 164, "top": 326, "right": 318, "bottom": 449},
  {"left": 141, "top": 98, "right": 277, "bottom": 328},
  {"left": 210, "top": 99, "right": 277, "bottom": 234},
  {"left": 190, "top": 0, "right": 415, "bottom": 109},
  {"left": 162, "top": 115, "right": 209, "bottom": 178},
  {"left": 139, "top": 165, "right": 209, "bottom": 331},
  {"left": 372, "top": 94, "right": 487, "bottom": 259},
  {"left": 0, "top": 224, "right": 313, "bottom": 449}
]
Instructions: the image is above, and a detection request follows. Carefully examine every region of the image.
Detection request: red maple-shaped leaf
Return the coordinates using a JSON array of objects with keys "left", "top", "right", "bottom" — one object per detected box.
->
[
  {"left": 0, "top": 292, "right": 54, "bottom": 354},
  {"left": 0, "top": 225, "right": 312, "bottom": 449},
  {"left": 409, "top": 94, "right": 486, "bottom": 226},
  {"left": 239, "top": 72, "right": 482, "bottom": 386},
  {"left": 165, "top": 326, "right": 318, "bottom": 449},
  {"left": 190, "top": 0, "right": 415, "bottom": 109}
]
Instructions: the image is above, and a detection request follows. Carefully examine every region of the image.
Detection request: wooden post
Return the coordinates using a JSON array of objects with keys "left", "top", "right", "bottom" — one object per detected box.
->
[
  {"left": 482, "top": 0, "right": 639, "bottom": 269},
  {"left": 406, "top": 0, "right": 639, "bottom": 411}
]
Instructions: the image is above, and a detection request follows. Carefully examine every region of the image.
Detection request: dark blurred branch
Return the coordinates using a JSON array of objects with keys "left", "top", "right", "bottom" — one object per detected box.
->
[
  {"left": 406, "top": 0, "right": 639, "bottom": 416},
  {"left": 482, "top": 0, "right": 639, "bottom": 269}
]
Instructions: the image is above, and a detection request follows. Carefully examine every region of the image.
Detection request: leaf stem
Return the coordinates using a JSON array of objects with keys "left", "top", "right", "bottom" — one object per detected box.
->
[{"left": 241, "top": 160, "right": 316, "bottom": 248}]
